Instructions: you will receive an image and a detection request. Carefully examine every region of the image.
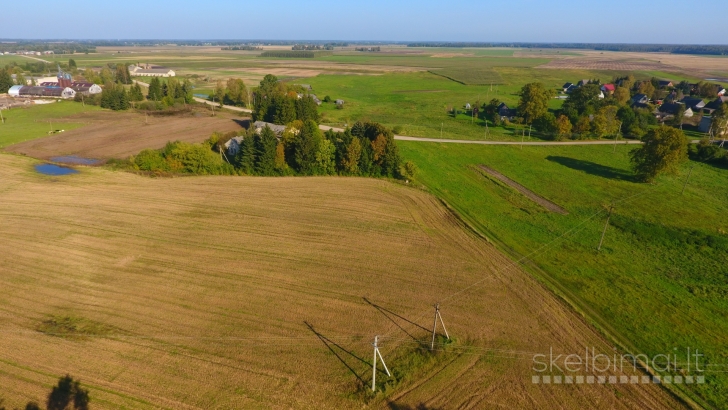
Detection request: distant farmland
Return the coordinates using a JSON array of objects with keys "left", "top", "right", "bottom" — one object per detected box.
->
[{"left": 0, "top": 154, "right": 679, "bottom": 409}]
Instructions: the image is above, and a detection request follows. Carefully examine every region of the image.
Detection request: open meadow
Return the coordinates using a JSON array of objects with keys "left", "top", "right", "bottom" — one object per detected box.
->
[
  {"left": 399, "top": 141, "right": 728, "bottom": 408},
  {"left": 0, "top": 153, "right": 683, "bottom": 409}
]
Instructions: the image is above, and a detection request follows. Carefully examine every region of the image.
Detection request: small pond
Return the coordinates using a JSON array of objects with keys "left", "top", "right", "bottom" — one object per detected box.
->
[
  {"left": 35, "top": 164, "right": 79, "bottom": 176},
  {"left": 49, "top": 156, "right": 101, "bottom": 165}
]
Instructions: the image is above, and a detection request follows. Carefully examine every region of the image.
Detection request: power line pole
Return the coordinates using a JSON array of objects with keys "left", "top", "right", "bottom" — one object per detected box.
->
[
  {"left": 521, "top": 128, "right": 525, "bottom": 149},
  {"left": 0, "top": 108, "right": 4, "bottom": 124},
  {"left": 597, "top": 205, "right": 614, "bottom": 251},
  {"left": 371, "top": 336, "right": 391, "bottom": 392},
  {"left": 681, "top": 164, "right": 695, "bottom": 195},
  {"left": 614, "top": 121, "right": 622, "bottom": 153},
  {"left": 430, "top": 303, "right": 450, "bottom": 350},
  {"left": 440, "top": 122, "right": 443, "bottom": 138}
]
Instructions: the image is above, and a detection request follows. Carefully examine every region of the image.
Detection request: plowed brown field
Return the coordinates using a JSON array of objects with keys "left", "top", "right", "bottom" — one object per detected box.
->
[{"left": 4, "top": 111, "right": 245, "bottom": 161}]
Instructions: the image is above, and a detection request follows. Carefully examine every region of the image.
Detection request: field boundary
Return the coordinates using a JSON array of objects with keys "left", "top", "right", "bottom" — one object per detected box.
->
[{"left": 478, "top": 165, "right": 569, "bottom": 214}]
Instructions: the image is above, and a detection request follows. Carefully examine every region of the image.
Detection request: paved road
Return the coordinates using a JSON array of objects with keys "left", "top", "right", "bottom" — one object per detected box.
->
[{"left": 320, "top": 125, "right": 646, "bottom": 145}]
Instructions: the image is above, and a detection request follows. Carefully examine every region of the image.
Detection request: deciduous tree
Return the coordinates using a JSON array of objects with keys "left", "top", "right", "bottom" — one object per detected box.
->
[
  {"left": 517, "top": 82, "right": 554, "bottom": 124},
  {"left": 630, "top": 126, "right": 688, "bottom": 182},
  {"left": 555, "top": 115, "right": 572, "bottom": 141}
]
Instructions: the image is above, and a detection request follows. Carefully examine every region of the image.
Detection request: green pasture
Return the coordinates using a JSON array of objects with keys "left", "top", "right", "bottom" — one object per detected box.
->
[
  {"left": 400, "top": 141, "right": 728, "bottom": 408},
  {"left": 0, "top": 101, "right": 99, "bottom": 148}
]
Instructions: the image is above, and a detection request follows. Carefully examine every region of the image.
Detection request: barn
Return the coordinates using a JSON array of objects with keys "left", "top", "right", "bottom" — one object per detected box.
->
[{"left": 9, "top": 86, "right": 76, "bottom": 99}]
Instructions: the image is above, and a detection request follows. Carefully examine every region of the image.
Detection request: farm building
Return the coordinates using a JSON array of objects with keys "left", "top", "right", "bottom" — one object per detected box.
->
[
  {"left": 577, "top": 79, "right": 590, "bottom": 87},
  {"left": 40, "top": 81, "right": 102, "bottom": 95},
  {"left": 253, "top": 121, "right": 287, "bottom": 137},
  {"left": 128, "top": 64, "right": 175, "bottom": 77},
  {"left": 698, "top": 116, "right": 727, "bottom": 135},
  {"left": 8, "top": 85, "right": 76, "bottom": 99},
  {"left": 601, "top": 84, "right": 616, "bottom": 94}
]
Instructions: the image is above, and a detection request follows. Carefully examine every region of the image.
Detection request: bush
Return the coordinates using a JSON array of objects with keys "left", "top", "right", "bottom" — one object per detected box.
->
[
  {"left": 392, "top": 125, "right": 403, "bottom": 134},
  {"left": 133, "top": 149, "right": 169, "bottom": 172},
  {"left": 323, "top": 95, "right": 331, "bottom": 103}
]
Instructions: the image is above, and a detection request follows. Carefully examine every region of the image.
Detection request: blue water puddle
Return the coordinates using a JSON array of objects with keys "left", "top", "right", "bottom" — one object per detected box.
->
[
  {"left": 193, "top": 94, "right": 209, "bottom": 99},
  {"left": 50, "top": 155, "right": 101, "bottom": 165},
  {"left": 35, "top": 164, "right": 79, "bottom": 176}
]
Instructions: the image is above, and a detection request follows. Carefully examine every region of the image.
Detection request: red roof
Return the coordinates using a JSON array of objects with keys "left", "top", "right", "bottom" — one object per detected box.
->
[{"left": 602, "top": 84, "right": 616, "bottom": 92}]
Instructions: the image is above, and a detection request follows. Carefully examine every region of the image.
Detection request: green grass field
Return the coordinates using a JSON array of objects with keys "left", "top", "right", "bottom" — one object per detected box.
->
[
  {"left": 400, "top": 141, "right": 728, "bottom": 408},
  {"left": 0, "top": 101, "right": 100, "bottom": 148}
]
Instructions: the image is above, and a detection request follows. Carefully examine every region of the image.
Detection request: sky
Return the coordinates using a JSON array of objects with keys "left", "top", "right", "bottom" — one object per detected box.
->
[{"left": 2, "top": 0, "right": 727, "bottom": 44}]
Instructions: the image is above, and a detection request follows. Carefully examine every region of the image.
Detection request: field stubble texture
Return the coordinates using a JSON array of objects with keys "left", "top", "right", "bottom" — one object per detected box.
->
[{"left": 0, "top": 154, "right": 681, "bottom": 409}]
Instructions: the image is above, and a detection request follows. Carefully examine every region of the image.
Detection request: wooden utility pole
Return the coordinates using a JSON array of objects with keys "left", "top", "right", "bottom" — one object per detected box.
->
[
  {"left": 597, "top": 206, "right": 614, "bottom": 251},
  {"left": 528, "top": 124, "right": 532, "bottom": 140},
  {"left": 0, "top": 108, "right": 4, "bottom": 124},
  {"left": 521, "top": 128, "right": 525, "bottom": 149},
  {"left": 681, "top": 164, "right": 695, "bottom": 195},
  {"left": 440, "top": 122, "right": 443, "bottom": 138},
  {"left": 371, "top": 336, "right": 391, "bottom": 392},
  {"left": 613, "top": 121, "right": 622, "bottom": 153},
  {"left": 430, "top": 303, "right": 450, "bottom": 350}
]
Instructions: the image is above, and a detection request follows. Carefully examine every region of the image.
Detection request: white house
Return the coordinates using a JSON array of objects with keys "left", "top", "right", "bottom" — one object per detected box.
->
[{"left": 224, "top": 136, "right": 245, "bottom": 156}]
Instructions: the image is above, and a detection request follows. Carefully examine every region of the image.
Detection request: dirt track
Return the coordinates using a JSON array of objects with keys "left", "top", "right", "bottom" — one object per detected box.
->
[
  {"left": 479, "top": 165, "right": 569, "bottom": 214},
  {"left": 4, "top": 111, "right": 245, "bottom": 161}
]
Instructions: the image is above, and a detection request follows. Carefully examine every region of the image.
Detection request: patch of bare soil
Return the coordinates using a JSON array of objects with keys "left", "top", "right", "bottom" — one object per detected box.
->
[
  {"left": 479, "top": 165, "right": 569, "bottom": 214},
  {"left": 4, "top": 110, "right": 245, "bottom": 161},
  {"left": 538, "top": 58, "right": 677, "bottom": 72}
]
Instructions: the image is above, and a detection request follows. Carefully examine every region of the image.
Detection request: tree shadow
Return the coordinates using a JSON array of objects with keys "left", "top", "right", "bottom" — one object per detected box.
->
[
  {"left": 363, "top": 297, "right": 429, "bottom": 343},
  {"left": 546, "top": 156, "right": 637, "bottom": 182},
  {"left": 304, "top": 321, "right": 386, "bottom": 387},
  {"left": 232, "top": 118, "right": 250, "bottom": 129}
]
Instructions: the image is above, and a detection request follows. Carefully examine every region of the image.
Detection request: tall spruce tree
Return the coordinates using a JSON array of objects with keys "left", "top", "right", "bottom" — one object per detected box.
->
[
  {"left": 147, "top": 77, "right": 163, "bottom": 101},
  {"left": 254, "top": 126, "right": 278, "bottom": 175}
]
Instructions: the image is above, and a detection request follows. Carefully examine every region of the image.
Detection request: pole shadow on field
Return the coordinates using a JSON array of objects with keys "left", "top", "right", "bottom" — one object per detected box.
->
[
  {"left": 304, "top": 321, "right": 384, "bottom": 385},
  {"left": 363, "top": 297, "right": 429, "bottom": 343}
]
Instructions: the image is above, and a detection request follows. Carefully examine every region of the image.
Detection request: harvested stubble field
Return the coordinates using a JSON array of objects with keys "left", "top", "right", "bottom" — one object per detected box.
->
[
  {"left": 4, "top": 110, "right": 245, "bottom": 161},
  {"left": 0, "top": 154, "right": 684, "bottom": 409}
]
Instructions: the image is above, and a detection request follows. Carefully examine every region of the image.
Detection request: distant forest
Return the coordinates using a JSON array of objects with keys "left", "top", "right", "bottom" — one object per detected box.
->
[{"left": 406, "top": 42, "right": 728, "bottom": 55}]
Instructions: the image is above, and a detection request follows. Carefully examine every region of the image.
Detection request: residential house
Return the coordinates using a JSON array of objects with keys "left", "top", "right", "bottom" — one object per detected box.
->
[
  {"left": 562, "top": 82, "right": 574, "bottom": 92},
  {"left": 703, "top": 96, "right": 728, "bottom": 114},
  {"left": 657, "top": 102, "right": 692, "bottom": 120},
  {"left": 565, "top": 84, "right": 578, "bottom": 94},
  {"left": 631, "top": 93, "right": 649, "bottom": 107},
  {"left": 577, "top": 79, "right": 590, "bottom": 87},
  {"left": 598, "top": 91, "right": 605, "bottom": 99},
  {"left": 658, "top": 80, "right": 674, "bottom": 88},
  {"left": 679, "top": 97, "right": 706, "bottom": 112},
  {"left": 224, "top": 136, "right": 245, "bottom": 156},
  {"left": 718, "top": 87, "right": 726, "bottom": 96},
  {"left": 601, "top": 84, "right": 616, "bottom": 95},
  {"left": 497, "top": 103, "right": 516, "bottom": 120}
]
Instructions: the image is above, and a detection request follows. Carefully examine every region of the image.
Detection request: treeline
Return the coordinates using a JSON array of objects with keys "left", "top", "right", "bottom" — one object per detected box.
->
[
  {"left": 252, "top": 74, "right": 320, "bottom": 124},
  {"left": 88, "top": 77, "right": 192, "bottom": 111},
  {"left": 132, "top": 120, "right": 406, "bottom": 178},
  {"left": 292, "top": 44, "right": 334, "bottom": 50},
  {"left": 355, "top": 47, "right": 381, "bottom": 52},
  {"left": 406, "top": 42, "right": 728, "bottom": 55},
  {"left": 0, "top": 41, "right": 95, "bottom": 54},
  {"left": 221, "top": 46, "right": 262, "bottom": 51},
  {"left": 260, "top": 51, "right": 333, "bottom": 58}
]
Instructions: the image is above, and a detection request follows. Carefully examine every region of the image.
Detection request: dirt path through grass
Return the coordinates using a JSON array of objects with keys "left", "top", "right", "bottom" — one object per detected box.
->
[{"left": 479, "top": 165, "right": 569, "bottom": 214}]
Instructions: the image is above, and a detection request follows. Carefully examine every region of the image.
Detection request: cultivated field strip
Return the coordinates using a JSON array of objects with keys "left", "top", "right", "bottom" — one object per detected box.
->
[{"left": 0, "top": 154, "right": 682, "bottom": 409}]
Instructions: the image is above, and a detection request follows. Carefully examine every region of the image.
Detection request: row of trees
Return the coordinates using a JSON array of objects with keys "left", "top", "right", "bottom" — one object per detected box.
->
[
  {"left": 252, "top": 74, "right": 320, "bottom": 124},
  {"left": 212, "top": 78, "right": 249, "bottom": 107},
  {"left": 133, "top": 120, "right": 406, "bottom": 179},
  {"left": 147, "top": 77, "right": 194, "bottom": 105},
  {"left": 230, "top": 120, "right": 403, "bottom": 177}
]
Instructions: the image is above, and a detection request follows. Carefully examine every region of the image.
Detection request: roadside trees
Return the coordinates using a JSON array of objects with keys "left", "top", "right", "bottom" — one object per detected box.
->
[{"left": 555, "top": 115, "right": 573, "bottom": 141}]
